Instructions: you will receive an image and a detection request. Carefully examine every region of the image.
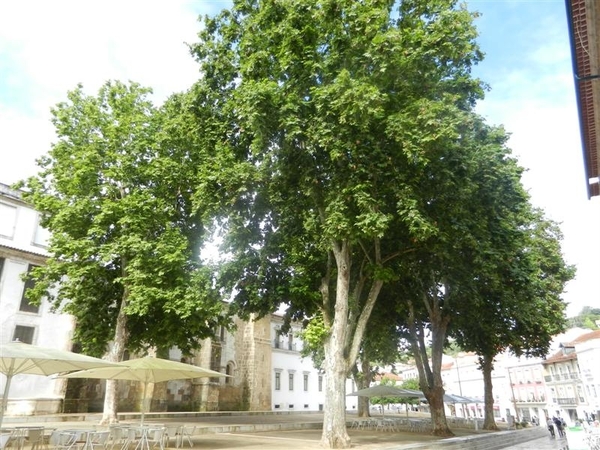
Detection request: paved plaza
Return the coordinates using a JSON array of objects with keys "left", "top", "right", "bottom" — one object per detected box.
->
[{"left": 3, "top": 411, "right": 586, "bottom": 449}]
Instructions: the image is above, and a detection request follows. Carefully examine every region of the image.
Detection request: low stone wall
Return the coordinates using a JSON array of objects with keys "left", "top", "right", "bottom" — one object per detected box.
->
[
  {"left": 4, "top": 398, "right": 63, "bottom": 416},
  {"left": 392, "top": 426, "right": 547, "bottom": 450}
]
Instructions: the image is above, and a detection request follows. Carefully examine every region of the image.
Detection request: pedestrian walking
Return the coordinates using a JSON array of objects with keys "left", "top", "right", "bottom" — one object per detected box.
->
[
  {"left": 553, "top": 416, "right": 565, "bottom": 438},
  {"left": 547, "top": 418, "right": 555, "bottom": 438}
]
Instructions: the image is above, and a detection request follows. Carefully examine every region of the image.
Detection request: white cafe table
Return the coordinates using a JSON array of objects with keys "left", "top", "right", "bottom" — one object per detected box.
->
[
  {"left": 51, "top": 429, "right": 97, "bottom": 450},
  {"left": 122, "top": 426, "right": 165, "bottom": 450},
  {"left": 1, "top": 431, "right": 12, "bottom": 450},
  {"left": 1, "top": 427, "right": 45, "bottom": 450}
]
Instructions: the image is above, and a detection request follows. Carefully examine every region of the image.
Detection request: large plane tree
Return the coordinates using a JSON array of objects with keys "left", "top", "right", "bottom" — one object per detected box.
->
[
  {"left": 451, "top": 210, "right": 573, "bottom": 430},
  {"left": 190, "top": 0, "right": 485, "bottom": 447},
  {"left": 381, "top": 117, "right": 556, "bottom": 436},
  {"left": 17, "top": 81, "right": 229, "bottom": 423}
]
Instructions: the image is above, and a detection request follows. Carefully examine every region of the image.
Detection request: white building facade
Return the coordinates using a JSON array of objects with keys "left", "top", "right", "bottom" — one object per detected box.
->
[
  {"left": 0, "top": 183, "right": 76, "bottom": 415},
  {"left": 576, "top": 332, "right": 600, "bottom": 421}
]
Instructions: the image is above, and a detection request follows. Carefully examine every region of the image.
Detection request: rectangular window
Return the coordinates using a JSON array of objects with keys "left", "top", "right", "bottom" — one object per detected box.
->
[
  {"left": 210, "top": 343, "right": 222, "bottom": 382},
  {"left": 33, "top": 215, "right": 50, "bottom": 247},
  {"left": 275, "top": 372, "right": 281, "bottom": 390},
  {"left": 20, "top": 265, "right": 40, "bottom": 313},
  {"left": 0, "top": 257, "right": 4, "bottom": 283},
  {"left": 318, "top": 375, "right": 323, "bottom": 392},
  {"left": 13, "top": 325, "right": 35, "bottom": 344},
  {"left": 289, "top": 373, "right": 294, "bottom": 391},
  {"left": 0, "top": 203, "right": 17, "bottom": 238},
  {"left": 304, "top": 374, "right": 308, "bottom": 391}
]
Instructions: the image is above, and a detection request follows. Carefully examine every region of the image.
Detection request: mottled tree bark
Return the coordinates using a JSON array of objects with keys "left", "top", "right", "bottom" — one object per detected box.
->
[
  {"left": 481, "top": 355, "right": 499, "bottom": 430},
  {"left": 100, "top": 267, "right": 129, "bottom": 425}
]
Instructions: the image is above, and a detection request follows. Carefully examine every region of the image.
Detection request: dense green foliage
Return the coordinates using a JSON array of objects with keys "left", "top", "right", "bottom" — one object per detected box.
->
[
  {"left": 191, "top": 0, "right": 485, "bottom": 321},
  {"left": 187, "top": 0, "right": 571, "bottom": 445},
  {"left": 17, "top": 81, "right": 228, "bottom": 357},
  {"left": 568, "top": 307, "right": 600, "bottom": 330}
]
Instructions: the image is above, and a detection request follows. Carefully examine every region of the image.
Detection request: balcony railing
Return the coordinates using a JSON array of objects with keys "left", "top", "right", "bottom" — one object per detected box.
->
[
  {"left": 556, "top": 397, "right": 577, "bottom": 406},
  {"left": 273, "top": 339, "right": 297, "bottom": 351},
  {"left": 544, "top": 373, "right": 580, "bottom": 382},
  {"left": 512, "top": 398, "right": 546, "bottom": 404}
]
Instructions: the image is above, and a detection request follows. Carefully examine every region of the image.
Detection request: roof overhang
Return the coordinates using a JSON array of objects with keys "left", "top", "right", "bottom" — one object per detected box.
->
[{"left": 566, "top": 0, "right": 600, "bottom": 197}]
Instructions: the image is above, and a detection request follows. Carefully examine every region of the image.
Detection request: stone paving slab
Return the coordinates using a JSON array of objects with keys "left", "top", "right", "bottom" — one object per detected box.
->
[
  {"left": 1, "top": 411, "right": 544, "bottom": 450},
  {"left": 509, "top": 435, "right": 570, "bottom": 450}
]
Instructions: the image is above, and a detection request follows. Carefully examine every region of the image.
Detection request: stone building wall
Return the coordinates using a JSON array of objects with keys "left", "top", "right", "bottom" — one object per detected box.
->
[
  {"left": 233, "top": 314, "right": 272, "bottom": 411},
  {"left": 65, "top": 315, "right": 275, "bottom": 414}
]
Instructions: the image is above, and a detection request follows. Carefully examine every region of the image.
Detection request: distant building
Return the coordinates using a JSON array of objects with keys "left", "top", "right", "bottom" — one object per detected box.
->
[
  {"left": 576, "top": 330, "right": 600, "bottom": 421},
  {"left": 0, "top": 182, "right": 76, "bottom": 415},
  {"left": 543, "top": 330, "right": 600, "bottom": 422},
  {"left": 504, "top": 357, "right": 546, "bottom": 423},
  {"left": 441, "top": 353, "right": 487, "bottom": 419}
]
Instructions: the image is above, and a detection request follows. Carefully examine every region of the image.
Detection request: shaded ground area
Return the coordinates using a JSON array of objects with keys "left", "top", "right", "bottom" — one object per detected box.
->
[{"left": 3, "top": 411, "right": 536, "bottom": 450}]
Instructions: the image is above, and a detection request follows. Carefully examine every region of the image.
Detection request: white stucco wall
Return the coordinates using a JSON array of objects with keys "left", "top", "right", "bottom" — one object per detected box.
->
[
  {"left": 575, "top": 338, "right": 600, "bottom": 416},
  {"left": 1, "top": 185, "right": 76, "bottom": 414}
]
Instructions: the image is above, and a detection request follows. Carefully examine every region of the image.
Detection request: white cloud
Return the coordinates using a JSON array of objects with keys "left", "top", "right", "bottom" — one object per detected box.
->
[
  {"left": 0, "top": 0, "right": 213, "bottom": 184},
  {"left": 475, "top": 29, "right": 600, "bottom": 317}
]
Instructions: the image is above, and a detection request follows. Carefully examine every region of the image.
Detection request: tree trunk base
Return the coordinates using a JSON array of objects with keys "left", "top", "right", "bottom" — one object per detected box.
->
[
  {"left": 99, "top": 415, "right": 119, "bottom": 425},
  {"left": 431, "top": 428, "right": 454, "bottom": 437},
  {"left": 320, "top": 434, "right": 352, "bottom": 449}
]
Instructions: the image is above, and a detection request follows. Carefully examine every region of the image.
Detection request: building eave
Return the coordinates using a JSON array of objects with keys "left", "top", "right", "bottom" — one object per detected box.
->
[
  {"left": 566, "top": 0, "right": 600, "bottom": 197},
  {"left": 0, "top": 242, "right": 49, "bottom": 263}
]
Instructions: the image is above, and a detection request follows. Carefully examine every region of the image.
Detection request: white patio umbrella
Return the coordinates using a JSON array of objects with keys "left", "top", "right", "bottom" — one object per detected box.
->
[
  {"left": 347, "top": 385, "right": 424, "bottom": 417},
  {"left": 0, "top": 341, "right": 119, "bottom": 428},
  {"left": 347, "top": 385, "right": 424, "bottom": 398},
  {"left": 61, "top": 356, "right": 229, "bottom": 424}
]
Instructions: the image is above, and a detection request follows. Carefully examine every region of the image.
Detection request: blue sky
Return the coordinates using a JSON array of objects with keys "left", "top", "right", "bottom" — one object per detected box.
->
[{"left": 0, "top": 0, "right": 597, "bottom": 317}]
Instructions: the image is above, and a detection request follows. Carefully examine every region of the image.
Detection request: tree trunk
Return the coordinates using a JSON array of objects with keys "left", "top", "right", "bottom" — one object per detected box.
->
[
  {"left": 428, "top": 319, "right": 452, "bottom": 437},
  {"left": 320, "top": 243, "right": 351, "bottom": 449},
  {"left": 354, "top": 358, "right": 371, "bottom": 418},
  {"left": 100, "top": 290, "right": 129, "bottom": 424},
  {"left": 321, "top": 338, "right": 351, "bottom": 449},
  {"left": 408, "top": 297, "right": 453, "bottom": 437},
  {"left": 428, "top": 389, "right": 451, "bottom": 436},
  {"left": 481, "top": 355, "right": 499, "bottom": 430},
  {"left": 357, "top": 396, "right": 370, "bottom": 418}
]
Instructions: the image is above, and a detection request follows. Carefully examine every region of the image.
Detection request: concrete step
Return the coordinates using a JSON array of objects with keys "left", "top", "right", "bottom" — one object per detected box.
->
[{"left": 394, "top": 427, "right": 547, "bottom": 449}]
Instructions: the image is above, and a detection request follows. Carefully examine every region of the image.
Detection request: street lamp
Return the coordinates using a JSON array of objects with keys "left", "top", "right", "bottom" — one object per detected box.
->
[
  {"left": 455, "top": 357, "right": 465, "bottom": 418},
  {"left": 455, "top": 357, "right": 463, "bottom": 396}
]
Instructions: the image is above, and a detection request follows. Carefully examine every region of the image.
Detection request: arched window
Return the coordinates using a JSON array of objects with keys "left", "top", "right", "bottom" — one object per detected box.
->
[{"left": 226, "top": 361, "right": 235, "bottom": 384}]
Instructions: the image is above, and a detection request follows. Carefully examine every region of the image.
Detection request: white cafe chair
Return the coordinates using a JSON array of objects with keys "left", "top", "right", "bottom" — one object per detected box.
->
[
  {"left": 162, "top": 426, "right": 181, "bottom": 449},
  {"left": 146, "top": 428, "right": 165, "bottom": 450},
  {"left": 85, "top": 431, "right": 110, "bottom": 450},
  {"left": 49, "top": 431, "right": 78, "bottom": 450},
  {"left": 177, "top": 427, "right": 194, "bottom": 448},
  {"left": 25, "top": 428, "right": 45, "bottom": 450}
]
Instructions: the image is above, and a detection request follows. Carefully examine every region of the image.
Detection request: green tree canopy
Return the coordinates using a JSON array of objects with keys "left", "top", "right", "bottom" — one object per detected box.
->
[
  {"left": 17, "top": 81, "right": 229, "bottom": 422},
  {"left": 191, "top": 0, "right": 485, "bottom": 446},
  {"left": 568, "top": 307, "right": 600, "bottom": 330},
  {"left": 451, "top": 210, "right": 574, "bottom": 428},
  {"left": 378, "top": 117, "right": 567, "bottom": 435}
]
